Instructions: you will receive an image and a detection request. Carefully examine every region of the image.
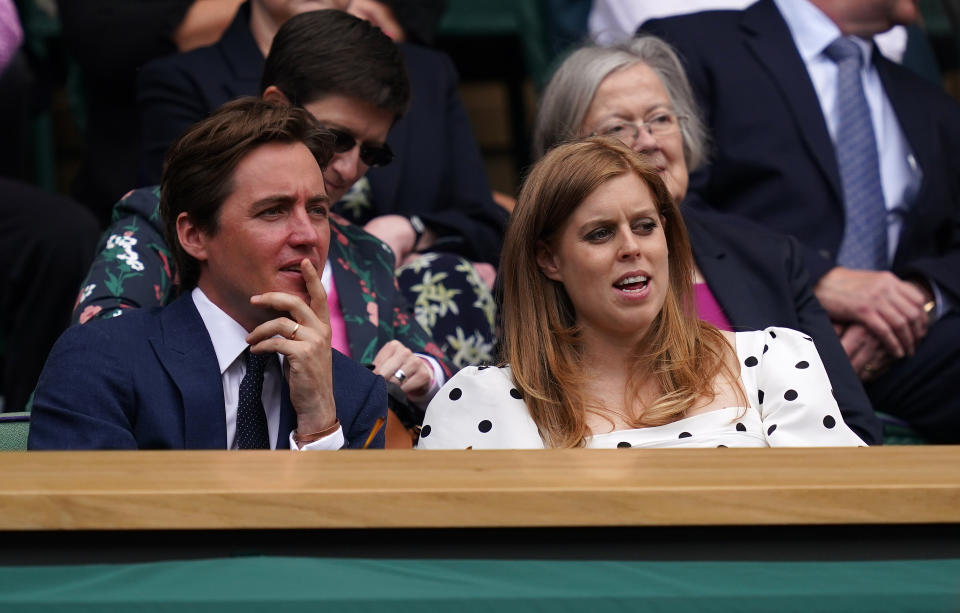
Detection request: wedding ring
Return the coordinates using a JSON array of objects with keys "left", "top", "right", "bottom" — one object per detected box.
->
[
  {"left": 290, "top": 323, "right": 300, "bottom": 340},
  {"left": 863, "top": 363, "right": 876, "bottom": 373},
  {"left": 393, "top": 368, "right": 407, "bottom": 383}
]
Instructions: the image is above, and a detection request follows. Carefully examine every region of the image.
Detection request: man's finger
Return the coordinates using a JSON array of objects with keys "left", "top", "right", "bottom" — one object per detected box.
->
[
  {"left": 875, "top": 302, "right": 916, "bottom": 357},
  {"left": 301, "top": 258, "right": 329, "bottom": 323},
  {"left": 250, "top": 291, "right": 320, "bottom": 328},
  {"left": 859, "top": 311, "right": 905, "bottom": 359}
]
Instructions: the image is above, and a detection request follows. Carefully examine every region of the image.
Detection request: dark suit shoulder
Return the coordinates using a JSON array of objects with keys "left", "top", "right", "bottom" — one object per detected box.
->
[
  {"left": 683, "top": 197, "right": 795, "bottom": 252},
  {"left": 398, "top": 41, "right": 455, "bottom": 74},
  {"left": 331, "top": 349, "right": 379, "bottom": 384},
  {"left": 69, "top": 303, "right": 165, "bottom": 343},
  {"left": 640, "top": 9, "right": 741, "bottom": 38},
  {"left": 879, "top": 54, "right": 960, "bottom": 113},
  {"left": 139, "top": 39, "right": 228, "bottom": 92}
]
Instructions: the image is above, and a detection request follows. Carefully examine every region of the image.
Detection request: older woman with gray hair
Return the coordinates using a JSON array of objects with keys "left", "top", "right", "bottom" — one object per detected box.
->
[{"left": 533, "top": 35, "right": 881, "bottom": 444}]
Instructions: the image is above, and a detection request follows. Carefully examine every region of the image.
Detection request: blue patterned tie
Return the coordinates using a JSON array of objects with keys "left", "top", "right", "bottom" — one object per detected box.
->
[
  {"left": 824, "top": 37, "right": 888, "bottom": 270},
  {"left": 236, "top": 349, "right": 272, "bottom": 449}
]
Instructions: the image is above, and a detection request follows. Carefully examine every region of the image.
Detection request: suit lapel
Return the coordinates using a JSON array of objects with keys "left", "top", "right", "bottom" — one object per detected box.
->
[
  {"left": 150, "top": 294, "right": 228, "bottom": 449},
  {"left": 740, "top": 0, "right": 842, "bottom": 202},
  {"left": 875, "top": 56, "right": 934, "bottom": 265},
  {"left": 329, "top": 224, "right": 382, "bottom": 364},
  {"left": 218, "top": 3, "right": 264, "bottom": 100},
  {"left": 684, "top": 206, "right": 763, "bottom": 329}
]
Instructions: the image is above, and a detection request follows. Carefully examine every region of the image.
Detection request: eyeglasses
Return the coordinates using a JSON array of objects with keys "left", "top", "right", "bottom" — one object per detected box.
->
[
  {"left": 590, "top": 112, "right": 686, "bottom": 147},
  {"left": 327, "top": 128, "right": 394, "bottom": 167}
]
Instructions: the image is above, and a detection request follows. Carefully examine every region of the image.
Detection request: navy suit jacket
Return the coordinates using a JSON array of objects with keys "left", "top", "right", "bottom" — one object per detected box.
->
[
  {"left": 28, "top": 294, "right": 387, "bottom": 450},
  {"left": 136, "top": 3, "right": 506, "bottom": 264},
  {"left": 642, "top": 0, "right": 960, "bottom": 299},
  {"left": 684, "top": 203, "right": 880, "bottom": 444}
]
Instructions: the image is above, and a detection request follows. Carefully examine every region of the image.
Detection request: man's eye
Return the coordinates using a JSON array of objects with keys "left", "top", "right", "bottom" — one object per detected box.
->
[
  {"left": 258, "top": 207, "right": 282, "bottom": 217},
  {"left": 309, "top": 205, "right": 329, "bottom": 217}
]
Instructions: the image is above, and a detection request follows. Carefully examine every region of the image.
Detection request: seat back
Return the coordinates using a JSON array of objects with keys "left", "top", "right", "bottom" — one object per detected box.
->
[{"left": 0, "top": 412, "right": 30, "bottom": 450}]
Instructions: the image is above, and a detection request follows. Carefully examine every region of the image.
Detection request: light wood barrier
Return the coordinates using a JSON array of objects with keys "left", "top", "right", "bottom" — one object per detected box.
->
[{"left": 2, "top": 447, "right": 959, "bottom": 531}]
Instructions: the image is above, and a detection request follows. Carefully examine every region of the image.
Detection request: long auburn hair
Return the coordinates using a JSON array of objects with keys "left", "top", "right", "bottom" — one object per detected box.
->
[{"left": 501, "top": 137, "right": 740, "bottom": 447}]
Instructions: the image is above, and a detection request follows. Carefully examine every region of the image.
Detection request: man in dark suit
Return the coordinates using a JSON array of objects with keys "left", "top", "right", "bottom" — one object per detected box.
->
[
  {"left": 29, "top": 98, "right": 386, "bottom": 450},
  {"left": 137, "top": 2, "right": 506, "bottom": 266},
  {"left": 642, "top": 0, "right": 960, "bottom": 441}
]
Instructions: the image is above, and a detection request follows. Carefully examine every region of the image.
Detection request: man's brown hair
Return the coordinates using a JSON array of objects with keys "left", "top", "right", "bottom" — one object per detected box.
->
[{"left": 160, "top": 97, "right": 334, "bottom": 290}]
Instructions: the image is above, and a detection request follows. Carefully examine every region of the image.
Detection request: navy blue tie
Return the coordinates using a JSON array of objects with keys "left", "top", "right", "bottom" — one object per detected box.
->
[
  {"left": 824, "top": 37, "right": 888, "bottom": 270},
  {"left": 236, "top": 349, "right": 272, "bottom": 449}
]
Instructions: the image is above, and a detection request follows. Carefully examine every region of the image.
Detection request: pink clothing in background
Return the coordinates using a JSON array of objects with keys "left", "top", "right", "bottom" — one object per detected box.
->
[
  {"left": 325, "top": 276, "right": 352, "bottom": 357},
  {"left": 0, "top": 0, "right": 23, "bottom": 72},
  {"left": 694, "top": 282, "right": 733, "bottom": 331}
]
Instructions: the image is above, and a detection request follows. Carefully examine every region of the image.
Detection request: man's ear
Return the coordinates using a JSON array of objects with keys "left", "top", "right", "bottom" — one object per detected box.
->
[
  {"left": 262, "top": 85, "right": 291, "bottom": 105},
  {"left": 536, "top": 240, "right": 563, "bottom": 282},
  {"left": 177, "top": 212, "right": 208, "bottom": 262}
]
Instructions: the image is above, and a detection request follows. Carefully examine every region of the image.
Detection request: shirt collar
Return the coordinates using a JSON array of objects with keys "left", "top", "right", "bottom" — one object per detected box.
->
[
  {"left": 192, "top": 287, "right": 252, "bottom": 375},
  {"left": 191, "top": 260, "right": 333, "bottom": 375},
  {"left": 774, "top": 0, "right": 873, "bottom": 66},
  {"left": 321, "top": 259, "right": 332, "bottom": 290}
]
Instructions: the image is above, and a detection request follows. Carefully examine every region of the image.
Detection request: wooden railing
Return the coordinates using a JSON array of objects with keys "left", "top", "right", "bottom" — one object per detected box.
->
[{"left": 2, "top": 447, "right": 958, "bottom": 531}]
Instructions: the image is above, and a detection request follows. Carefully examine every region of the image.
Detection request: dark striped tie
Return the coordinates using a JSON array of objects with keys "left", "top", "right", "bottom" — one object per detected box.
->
[
  {"left": 236, "top": 349, "right": 271, "bottom": 449},
  {"left": 824, "top": 36, "right": 888, "bottom": 270}
]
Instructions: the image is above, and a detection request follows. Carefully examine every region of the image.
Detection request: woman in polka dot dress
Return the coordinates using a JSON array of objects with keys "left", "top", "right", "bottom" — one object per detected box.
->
[{"left": 417, "top": 139, "right": 867, "bottom": 449}]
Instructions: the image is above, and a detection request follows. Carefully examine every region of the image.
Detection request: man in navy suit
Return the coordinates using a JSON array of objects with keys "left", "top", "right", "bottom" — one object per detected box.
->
[
  {"left": 642, "top": 0, "right": 960, "bottom": 441},
  {"left": 28, "top": 98, "right": 386, "bottom": 450}
]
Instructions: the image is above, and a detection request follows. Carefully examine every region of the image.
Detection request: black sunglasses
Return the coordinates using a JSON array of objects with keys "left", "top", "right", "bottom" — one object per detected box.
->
[{"left": 327, "top": 128, "right": 394, "bottom": 167}]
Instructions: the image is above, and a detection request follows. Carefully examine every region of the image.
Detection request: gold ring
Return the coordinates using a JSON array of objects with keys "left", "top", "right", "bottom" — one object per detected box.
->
[
  {"left": 290, "top": 323, "right": 300, "bottom": 340},
  {"left": 863, "top": 363, "right": 876, "bottom": 373}
]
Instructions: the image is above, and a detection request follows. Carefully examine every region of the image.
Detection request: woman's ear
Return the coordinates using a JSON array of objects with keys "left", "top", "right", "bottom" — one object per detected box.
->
[
  {"left": 536, "top": 240, "right": 563, "bottom": 282},
  {"left": 262, "top": 85, "right": 291, "bottom": 105},
  {"left": 176, "top": 212, "right": 209, "bottom": 262}
]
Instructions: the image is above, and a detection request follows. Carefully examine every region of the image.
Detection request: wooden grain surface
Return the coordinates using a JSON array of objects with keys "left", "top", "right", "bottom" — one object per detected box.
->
[{"left": 0, "top": 447, "right": 958, "bottom": 530}]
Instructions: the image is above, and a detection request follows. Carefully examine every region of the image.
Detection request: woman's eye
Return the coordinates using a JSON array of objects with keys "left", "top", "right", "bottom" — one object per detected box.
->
[
  {"left": 633, "top": 220, "right": 658, "bottom": 234},
  {"left": 603, "top": 124, "right": 627, "bottom": 136},
  {"left": 586, "top": 227, "right": 612, "bottom": 241},
  {"left": 648, "top": 114, "right": 672, "bottom": 126}
]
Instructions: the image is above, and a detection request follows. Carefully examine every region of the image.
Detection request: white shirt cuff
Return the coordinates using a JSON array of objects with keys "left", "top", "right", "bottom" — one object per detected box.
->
[
  {"left": 928, "top": 279, "right": 956, "bottom": 320},
  {"left": 288, "top": 426, "right": 345, "bottom": 450}
]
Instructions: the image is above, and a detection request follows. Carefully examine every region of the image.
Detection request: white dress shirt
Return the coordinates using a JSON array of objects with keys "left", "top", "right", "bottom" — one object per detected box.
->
[
  {"left": 774, "top": 0, "right": 921, "bottom": 268},
  {"left": 192, "top": 287, "right": 344, "bottom": 450}
]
